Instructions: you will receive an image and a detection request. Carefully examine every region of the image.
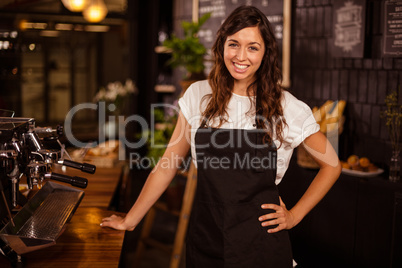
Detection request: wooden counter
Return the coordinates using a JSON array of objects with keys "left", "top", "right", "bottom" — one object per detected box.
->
[
  {"left": 23, "top": 207, "right": 125, "bottom": 268},
  {"left": 0, "top": 165, "right": 126, "bottom": 268},
  {"left": 63, "top": 165, "right": 124, "bottom": 209}
]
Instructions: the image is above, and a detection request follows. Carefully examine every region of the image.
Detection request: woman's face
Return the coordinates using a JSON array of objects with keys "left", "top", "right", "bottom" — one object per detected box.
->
[{"left": 223, "top": 26, "right": 265, "bottom": 86}]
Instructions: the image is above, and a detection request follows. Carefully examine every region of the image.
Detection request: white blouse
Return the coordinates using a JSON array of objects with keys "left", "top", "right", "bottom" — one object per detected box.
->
[{"left": 178, "top": 80, "right": 319, "bottom": 184}]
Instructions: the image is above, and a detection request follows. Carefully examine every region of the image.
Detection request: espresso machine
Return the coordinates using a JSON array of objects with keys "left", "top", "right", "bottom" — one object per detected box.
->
[{"left": 0, "top": 117, "right": 96, "bottom": 266}]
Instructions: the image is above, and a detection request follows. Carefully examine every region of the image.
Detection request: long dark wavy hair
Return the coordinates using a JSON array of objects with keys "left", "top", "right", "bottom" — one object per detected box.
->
[{"left": 202, "top": 5, "right": 287, "bottom": 146}]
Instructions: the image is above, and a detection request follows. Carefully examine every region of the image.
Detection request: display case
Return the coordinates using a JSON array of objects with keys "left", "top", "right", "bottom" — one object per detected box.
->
[{"left": 0, "top": 28, "right": 21, "bottom": 116}]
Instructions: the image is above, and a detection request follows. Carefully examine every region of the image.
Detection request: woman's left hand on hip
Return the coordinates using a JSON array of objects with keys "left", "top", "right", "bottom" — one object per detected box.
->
[{"left": 259, "top": 197, "right": 296, "bottom": 233}]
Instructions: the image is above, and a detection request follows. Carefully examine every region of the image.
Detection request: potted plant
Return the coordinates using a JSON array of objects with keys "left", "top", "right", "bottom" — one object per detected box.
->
[
  {"left": 163, "top": 13, "right": 211, "bottom": 91},
  {"left": 382, "top": 90, "right": 402, "bottom": 182}
]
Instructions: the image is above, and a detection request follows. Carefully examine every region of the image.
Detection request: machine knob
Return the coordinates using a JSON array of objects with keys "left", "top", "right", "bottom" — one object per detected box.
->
[
  {"left": 46, "top": 172, "right": 88, "bottom": 189},
  {"left": 59, "top": 159, "right": 96, "bottom": 174}
]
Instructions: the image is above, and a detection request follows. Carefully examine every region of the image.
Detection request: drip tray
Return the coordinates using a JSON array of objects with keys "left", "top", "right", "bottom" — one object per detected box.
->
[{"left": 0, "top": 181, "right": 84, "bottom": 255}]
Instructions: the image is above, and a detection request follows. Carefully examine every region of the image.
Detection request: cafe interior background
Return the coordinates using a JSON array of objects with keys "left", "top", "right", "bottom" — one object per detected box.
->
[{"left": 1, "top": 0, "right": 402, "bottom": 267}]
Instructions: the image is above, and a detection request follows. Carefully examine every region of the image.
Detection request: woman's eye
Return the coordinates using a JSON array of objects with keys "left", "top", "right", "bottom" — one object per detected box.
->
[
  {"left": 228, "top": 43, "right": 238, "bottom": 48},
  {"left": 249, "top": 46, "right": 259, "bottom": 51}
]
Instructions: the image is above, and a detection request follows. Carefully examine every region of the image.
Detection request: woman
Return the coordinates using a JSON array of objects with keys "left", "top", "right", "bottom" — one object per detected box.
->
[{"left": 101, "top": 5, "right": 341, "bottom": 267}]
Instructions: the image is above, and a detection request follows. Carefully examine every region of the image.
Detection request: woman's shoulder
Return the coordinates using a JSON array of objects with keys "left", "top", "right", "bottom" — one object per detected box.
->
[
  {"left": 281, "top": 90, "right": 313, "bottom": 118},
  {"left": 179, "top": 79, "right": 211, "bottom": 108},
  {"left": 186, "top": 80, "right": 211, "bottom": 95},
  {"left": 181, "top": 80, "right": 211, "bottom": 103},
  {"left": 281, "top": 90, "right": 299, "bottom": 104}
]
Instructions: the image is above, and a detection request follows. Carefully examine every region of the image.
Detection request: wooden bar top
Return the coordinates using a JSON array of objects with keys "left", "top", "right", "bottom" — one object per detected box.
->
[
  {"left": 22, "top": 207, "right": 126, "bottom": 268},
  {"left": 55, "top": 165, "right": 124, "bottom": 209},
  {"left": 0, "top": 165, "right": 126, "bottom": 267}
]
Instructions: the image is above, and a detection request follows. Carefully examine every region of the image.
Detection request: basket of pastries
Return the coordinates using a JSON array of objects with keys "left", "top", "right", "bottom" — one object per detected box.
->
[
  {"left": 340, "top": 155, "right": 383, "bottom": 177},
  {"left": 297, "top": 100, "right": 346, "bottom": 169}
]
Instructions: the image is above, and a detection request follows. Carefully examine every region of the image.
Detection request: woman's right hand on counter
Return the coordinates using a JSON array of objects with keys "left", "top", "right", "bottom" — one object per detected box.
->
[
  {"left": 100, "top": 214, "right": 135, "bottom": 231},
  {"left": 100, "top": 112, "right": 191, "bottom": 232}
]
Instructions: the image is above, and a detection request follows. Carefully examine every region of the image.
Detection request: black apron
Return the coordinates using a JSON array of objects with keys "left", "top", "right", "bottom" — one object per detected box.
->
[{"left": 186, "top": 127, "right": 293, "bottom": 268}]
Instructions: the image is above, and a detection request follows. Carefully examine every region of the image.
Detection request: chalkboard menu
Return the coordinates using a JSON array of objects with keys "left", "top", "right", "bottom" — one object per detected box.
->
[
  {"left": 198, "top": 0, "right": 284, "bottom": 58},
  {"left": 332, "top": 0, "right": 366, "bottom": 58},
  {"left": 383, "top": 1, "right": 402, "bottom": 57}
]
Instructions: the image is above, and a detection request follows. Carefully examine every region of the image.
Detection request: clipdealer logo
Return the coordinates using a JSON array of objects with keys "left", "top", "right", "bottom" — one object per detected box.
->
[{"left": 63, "top": 101, "right": 340, "bottom": 169}]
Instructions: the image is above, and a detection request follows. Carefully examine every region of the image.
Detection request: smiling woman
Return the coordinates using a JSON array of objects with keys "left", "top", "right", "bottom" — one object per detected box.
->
[{"left": 101, "top": 5, "right": 341, "bottom": 268}]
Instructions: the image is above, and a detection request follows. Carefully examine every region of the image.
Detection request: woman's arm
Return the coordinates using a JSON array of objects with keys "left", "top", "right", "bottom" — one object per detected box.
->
[
  {"left": 100, "top": 111, "right": 191, "bottom": 231},
  {"left": 259, "top": 131, "right": 341, "bottom": 233}
]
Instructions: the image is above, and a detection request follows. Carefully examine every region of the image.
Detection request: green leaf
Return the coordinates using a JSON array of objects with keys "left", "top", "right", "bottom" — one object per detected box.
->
[{"left": 162, "top": 12, "right": 211, "bottom": 78}]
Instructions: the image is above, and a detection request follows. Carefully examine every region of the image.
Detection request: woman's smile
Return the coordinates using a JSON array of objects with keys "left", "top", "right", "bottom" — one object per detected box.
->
[{"left": 233, "top": 62, "right": 249, "bottom": 72}]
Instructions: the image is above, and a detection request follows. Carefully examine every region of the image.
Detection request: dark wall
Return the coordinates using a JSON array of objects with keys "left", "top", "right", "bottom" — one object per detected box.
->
[{"left": 291, "top": 0, "right": 397, "bottom": 166}]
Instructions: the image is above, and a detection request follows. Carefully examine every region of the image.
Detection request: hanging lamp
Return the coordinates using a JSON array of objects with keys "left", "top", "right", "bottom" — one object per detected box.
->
[
  {"left": 83, "top": 0, "right": 108, "bottom": 23},
  {"left": 61, "top": 0, "right": 88, "bottom": 12}
]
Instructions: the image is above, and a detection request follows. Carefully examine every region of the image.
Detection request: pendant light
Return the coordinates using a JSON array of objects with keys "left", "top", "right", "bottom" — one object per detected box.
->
[
  {"left": 83, "top": 0, "right": 108, "bottom": 23},
  {"left": 61, "top": 0, "right": 88, "bottom": 12}
]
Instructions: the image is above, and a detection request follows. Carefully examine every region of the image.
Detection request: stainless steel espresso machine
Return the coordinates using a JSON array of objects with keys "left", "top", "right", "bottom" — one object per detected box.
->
[{"left": 0, "top": 117, "right": 96, "bottom": 266}]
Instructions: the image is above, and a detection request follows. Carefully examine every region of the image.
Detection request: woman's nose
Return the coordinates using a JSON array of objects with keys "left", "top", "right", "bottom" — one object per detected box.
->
[{"left": 236, "top": 48, "right": 247, "bottom": 61}]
